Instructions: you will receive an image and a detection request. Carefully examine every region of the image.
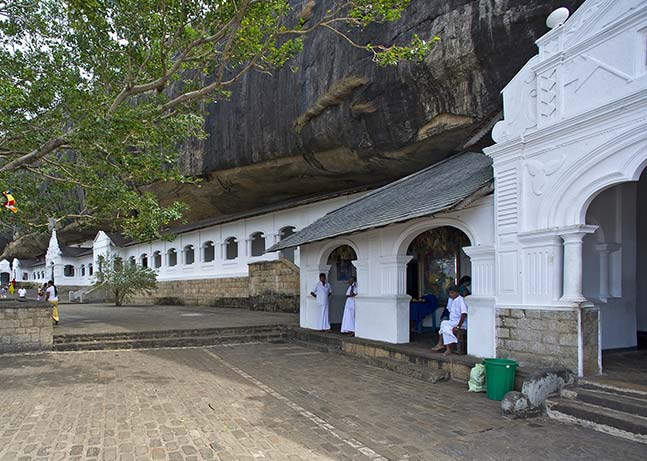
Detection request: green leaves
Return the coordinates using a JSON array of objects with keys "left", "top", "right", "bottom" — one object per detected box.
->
[
  {"left": 0, "top": 0, "right": 435, "bottom": 245},
  {"left": 97, "top": 254, "right": 158, "bottom": 306}
]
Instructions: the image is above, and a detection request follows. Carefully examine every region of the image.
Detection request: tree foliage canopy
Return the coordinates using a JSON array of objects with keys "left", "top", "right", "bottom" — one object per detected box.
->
[{"left": 0, "top": 0, "right": 435, "bottom": 245}]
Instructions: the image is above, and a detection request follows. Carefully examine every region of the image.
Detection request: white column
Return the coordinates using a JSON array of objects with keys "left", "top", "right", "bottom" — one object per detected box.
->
[
  {"left": 245, "top": 239, "right": 252, "bottom": 257},
  {"left": 560, "top": 226, "right": 597, "bottom": 303},
  {"left": 378, "top": 255, "right": 413, "bottom": 295},
  {"left": 354, "top": 255, "right": 412, "bottom": 344},
  {"left": 594, "top": 243, "right": 620, "bottom": 302},
  {"left": 462, "top": 246, "right": 495, "bottom": 296},
  {"left": 550, "top": 236, "right": 564, "bottom": 302}
]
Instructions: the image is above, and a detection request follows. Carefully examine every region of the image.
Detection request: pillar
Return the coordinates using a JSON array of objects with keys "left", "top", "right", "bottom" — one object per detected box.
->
[
  {"left": 595, "top": 243, "right": 620, "bottom": 301},
  {"left": 560, "top": 226, "right": 597, "bottom": 303},
  {"left": 352, "top": 255, "right": 412, "bottom": 344},
  {"left": 462, "top": 246, "right": 496, "bottom": 358}
]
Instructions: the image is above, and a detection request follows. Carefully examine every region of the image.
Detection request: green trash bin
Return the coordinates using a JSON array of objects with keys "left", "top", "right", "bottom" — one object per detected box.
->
[{"left": 482, "top": 358, "right": 518, "bottom": 401}]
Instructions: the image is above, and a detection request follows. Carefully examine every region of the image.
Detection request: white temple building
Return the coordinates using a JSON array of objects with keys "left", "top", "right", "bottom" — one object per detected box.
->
[
  {"left": 272, "top": 0, "right": 647, "bottom": 375},
  {"left": 3, "top": 0, "right": 645, "bottom": 376}
]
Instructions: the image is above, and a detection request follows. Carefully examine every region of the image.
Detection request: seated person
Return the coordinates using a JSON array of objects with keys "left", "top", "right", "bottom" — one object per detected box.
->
[
  {"left": 459, "top": 275, "right": 472, "bottom": 297},
  {"left": 432, "top": 285, "right": 467, "bottom": 355}
]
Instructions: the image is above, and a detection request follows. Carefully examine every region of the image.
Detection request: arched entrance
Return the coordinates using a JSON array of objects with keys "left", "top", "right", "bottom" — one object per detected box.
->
[
  {"left": 405, "top": 226, "right": 471, "bottom": 335},
  {"left": 326, "top": 245, "right": 357, "bottom": 328},
  {"left": 583, "top": 167, "right": 647, "bottom": 375}
]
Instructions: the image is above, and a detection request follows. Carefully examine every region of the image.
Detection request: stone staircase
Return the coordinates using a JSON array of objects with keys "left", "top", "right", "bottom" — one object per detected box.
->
[
  {"left": 546, "top": 380, "right": 647, "bottom": 444},
  {"left": 287, "top": 328, "right": 484, "bottom": 384},
  {"left": 53, "top": 324, "right": 287, "bottom": 351}
]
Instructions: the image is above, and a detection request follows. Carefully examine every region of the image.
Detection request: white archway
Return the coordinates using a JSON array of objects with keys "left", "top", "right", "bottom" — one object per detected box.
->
[
  {"left": 541, "top": 131, "right": 647, "bottom": 229},
  {"left": 393, "top": 217, "right": 477, "bottom": 257}
]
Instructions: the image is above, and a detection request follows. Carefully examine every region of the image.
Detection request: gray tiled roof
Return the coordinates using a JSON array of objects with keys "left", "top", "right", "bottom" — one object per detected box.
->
[
  {"left": 268, "top": 152, "right": 493, "bottom": 251},
  {"left": 17, "top": 258, "right": 45, "bottom": 268},
  {"left": 60, "top": 246, "right": 93, "bottom": 258}
]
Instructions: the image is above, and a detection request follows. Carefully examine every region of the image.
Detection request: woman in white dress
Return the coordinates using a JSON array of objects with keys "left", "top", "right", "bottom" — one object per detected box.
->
[{"left": 340, "top": 277, "right": 358, "bottom": 336}]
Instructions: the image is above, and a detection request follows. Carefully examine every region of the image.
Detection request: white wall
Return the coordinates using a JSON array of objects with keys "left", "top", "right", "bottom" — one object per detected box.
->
[
  {"left": 298, "top": 196, "right": 496, "bottom": 351},
  {"left": 33, "top": 193, "right": 364, "bottom": 288}
]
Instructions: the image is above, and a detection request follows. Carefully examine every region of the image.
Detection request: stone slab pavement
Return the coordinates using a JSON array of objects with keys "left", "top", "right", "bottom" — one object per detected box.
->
[
  {"left": 0, "top": 342, "right": 644, "bottom": 461},
  {"left": 53, "top": 304, "right": 298, "bottom": 335}
]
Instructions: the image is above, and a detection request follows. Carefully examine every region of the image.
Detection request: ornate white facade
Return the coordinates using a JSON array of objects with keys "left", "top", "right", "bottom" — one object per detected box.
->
[{"left": 485, "top": 0, "right": 647, "bottom": 375}]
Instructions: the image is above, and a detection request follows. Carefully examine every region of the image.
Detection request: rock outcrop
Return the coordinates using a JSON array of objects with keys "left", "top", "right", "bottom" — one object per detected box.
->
[{"left": 159, "top": 0, "right": 584, "bottom": 221}]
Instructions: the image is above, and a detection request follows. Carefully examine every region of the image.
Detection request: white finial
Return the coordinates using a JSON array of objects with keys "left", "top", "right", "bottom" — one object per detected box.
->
[{"left": 546, "top": 7, "right": 570, "bottom": 29}]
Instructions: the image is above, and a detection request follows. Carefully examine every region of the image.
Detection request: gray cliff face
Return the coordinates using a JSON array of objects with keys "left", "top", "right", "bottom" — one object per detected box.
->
[{"left": 162, "top": 0, "right": 584, "bottom": 222}]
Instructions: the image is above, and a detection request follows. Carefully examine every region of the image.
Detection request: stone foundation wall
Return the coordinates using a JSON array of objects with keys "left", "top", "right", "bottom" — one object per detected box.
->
[
  {"left": 0, "top": 300, "right": 53, "bottom": 353},
  {"left": 496, "top": 308, "right": 578, "bottom": 372},
  {"left": 248, "top": 260, "right": 300, "bottom": 313},
  {"left": 128, "top": 260, "right": 300, "bottom": 312},
  {"left": 130, "top": 277, "right": 249, "bottom": 306},
  {"left": 581, "top": 307, "right": 600, "bottom": 375}
]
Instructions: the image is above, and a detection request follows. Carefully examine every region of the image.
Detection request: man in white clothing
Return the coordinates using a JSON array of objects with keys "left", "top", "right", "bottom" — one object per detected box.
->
[
  {"left": 17, "top": 287, "right": 27, "bottom": 298},
  {"left": 432, "top": 285, "right": 467, "bottom": 355},
  {"left": 310, "top": 273, "right": 332, "bottom": 331}
]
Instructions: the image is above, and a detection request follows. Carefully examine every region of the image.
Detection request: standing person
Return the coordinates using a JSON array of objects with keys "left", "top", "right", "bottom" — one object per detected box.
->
[
  {"left": 1, "top": 286, "right": 6, "bottom": 298},
  {"left": 17, "top": 286, "right": 27, "bottom": 299},
  {"left": 340, "top": 277, "right": 358, "bottom": 336},
  {"left": 310, "top": 273, "right": 332, "bottom": 331},
  {"left": 37, "top": 282, "right": 47, "bottom": 301},
  {"left": 432, "top": 285, "right": 467, "bottom": 355},
  {"left": 45, "top": 280, "right": 59, "bottom": 325},
  {"left": 7, "top": 282, "right": 14, "bottom": 295}
]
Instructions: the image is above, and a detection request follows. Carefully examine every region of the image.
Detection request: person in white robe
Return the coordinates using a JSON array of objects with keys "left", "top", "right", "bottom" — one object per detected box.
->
[
  {"left": 340, "top": 277, "right": 358, "bottom": 335},
  {"left": 310, "top": 273, "right": 332, "bottom": 331},
  {"left": 432, "top": 285, "right": 467, "bottom": 355}
]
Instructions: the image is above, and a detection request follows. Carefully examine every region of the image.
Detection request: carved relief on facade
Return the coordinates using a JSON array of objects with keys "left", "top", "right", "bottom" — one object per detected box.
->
[
  {"left": 539, "top": 68, "right": 559, "bottom": 122},
  {"left": 524, "top": 154, "right": 565, "bottom": 196},
  {"left": 563, "top": 53, "right": 633, "bottom": 115},
  {"left": 490, "top": 58, "right": 538, "bottom": 143}
]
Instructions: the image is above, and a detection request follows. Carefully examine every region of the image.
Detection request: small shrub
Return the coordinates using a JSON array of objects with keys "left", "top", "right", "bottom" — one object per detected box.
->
[{"left": 96, "top": 255, "right": 157, "bottom": 306}]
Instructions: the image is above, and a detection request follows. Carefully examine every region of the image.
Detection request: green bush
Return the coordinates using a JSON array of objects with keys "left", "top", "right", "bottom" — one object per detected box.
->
[{"left": 97, "top": 256, "right": 157, "bottom": 306}]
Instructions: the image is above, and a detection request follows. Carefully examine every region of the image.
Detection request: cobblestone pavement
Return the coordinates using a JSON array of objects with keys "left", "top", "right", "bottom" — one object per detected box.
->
[
  {"left": 0, "top": 343, "right": 644, "bottom": 461},
  {"left": 54, "top": 304, "right": 298, "bottom": 335}
]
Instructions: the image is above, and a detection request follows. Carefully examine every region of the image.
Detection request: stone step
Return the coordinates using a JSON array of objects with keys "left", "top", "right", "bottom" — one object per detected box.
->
[
  {"left": 53, "top": 332, "right": 287, "bottom": 351},
  {"left": 292, "top": 335, "right": 450, "bottom": 384},
  {"left": 292, "top": 339, "right": 341, "bottom": 354},
  {"left": 54, "top": 325, "right": 285, "bottom": 344},
  {"left": 566, "top": 387, "right": 647, "bottom": 418},
  {"left": 363, "top": 356, "right": 450, "bottom": 384},
  {"left": 578, "top": 378, "right": 647, "bottom": 398},
  {"left": 289, "top": 327, "right": 478, "bottom": 383},
  {"left": 546, "top": 398, "right": 647, "bottom": 444}
]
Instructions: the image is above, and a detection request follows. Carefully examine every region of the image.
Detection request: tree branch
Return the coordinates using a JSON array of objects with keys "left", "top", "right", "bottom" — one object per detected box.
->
[{"left": 0, "top": 137, "right": 69, "bottom": 172}]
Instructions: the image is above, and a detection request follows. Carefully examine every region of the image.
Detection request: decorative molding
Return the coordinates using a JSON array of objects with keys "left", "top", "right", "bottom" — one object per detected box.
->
[
  {"left": 525, "top": 154, "right": 565, "bottom": 195},
  {"left": 539, "top": 68, "right": 558, "bottom": 119}
]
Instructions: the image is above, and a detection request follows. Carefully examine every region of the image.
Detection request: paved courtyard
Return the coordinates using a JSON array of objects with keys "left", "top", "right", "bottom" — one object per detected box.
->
[
  {"left": 53, "top": 304, "right": 298, "bottom": 335},
  {"left": 1, "top": 343, "right": 645, "bottom": 461}
]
